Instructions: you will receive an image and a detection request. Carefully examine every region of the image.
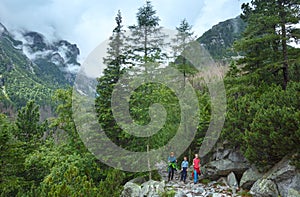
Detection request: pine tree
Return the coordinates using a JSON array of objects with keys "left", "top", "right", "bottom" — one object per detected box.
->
[
  {"left": 235, "top": 0, "right": 300, "bottom": 89},
  {"left": 125, "top": 2, "right": 172, "bottom": 179},
  {"left": 172, "top": 18, "right": 195, "bottom": 58},
  {"left": 95, "top": 10, "right": 126, "bottom": 145},
  {"left": 127, "top": 1, "right": 167, "bottom": 65},
  {"left": 15, "top": 100, "right": 43, "bottom": 142},
  {"left": 171, "top": 18, "right": 197, "bottom": 85}
]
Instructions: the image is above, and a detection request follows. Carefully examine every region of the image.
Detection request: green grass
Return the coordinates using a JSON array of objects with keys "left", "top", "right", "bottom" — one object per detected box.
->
[
  {"left": 200, "top": 178, "right": 211, "bottom": 185},
  {"left": 160, "top": 190, "right": 176, "bottom": 197},
  {"left": 237, "top": 190, "right": 252, "bottom": 197}
]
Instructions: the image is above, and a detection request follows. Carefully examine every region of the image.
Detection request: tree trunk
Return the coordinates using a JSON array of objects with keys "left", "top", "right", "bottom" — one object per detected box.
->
[
  {"left": 279, "top": 0, "right": 289, "bottom": 90},
  {"left": 147, "top": 144, "right": 152, "bottom": 180},
  {"left": 144, "top": 28, "right": 148, "bottom": 63}
]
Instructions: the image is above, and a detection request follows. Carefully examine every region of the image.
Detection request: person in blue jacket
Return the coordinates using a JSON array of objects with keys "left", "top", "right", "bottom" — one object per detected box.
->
[
  {"left": 167, "top": 152, "right": 177, "bottom": 181},
  {"left": 180, "top": 156, "right": 189, "bottom": 183}
]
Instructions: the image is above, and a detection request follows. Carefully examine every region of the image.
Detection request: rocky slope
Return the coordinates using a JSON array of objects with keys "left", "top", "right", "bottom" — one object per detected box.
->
[
  {"left": 121, "top": 179, "right": 243, "bottom": 197},
  {"left": 197, "top": 16, "right": 246, "bottom": 60},
  {"left": 121, "top": 142, "right": 300, "bottom": 197},
  {"left": 0, "top": 22, "right": 80, "bottom": 109}
]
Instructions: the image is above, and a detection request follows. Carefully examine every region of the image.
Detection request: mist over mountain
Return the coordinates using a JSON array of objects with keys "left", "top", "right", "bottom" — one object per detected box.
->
[
  {"left": 0, "top": 22, "right": 80, "bottom": 110},
  {"left": 0, "top": 15, "right": 245, "bottom": 110}
]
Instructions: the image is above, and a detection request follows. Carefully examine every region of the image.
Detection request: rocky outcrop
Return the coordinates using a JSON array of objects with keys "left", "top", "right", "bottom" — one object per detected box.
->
[
  {"left": 120, "top": 182, "right": 141, "bottom": 197},
  {"left": 240, "top": 166, "right": 263, "bottom": 190},
  {"left": 129, "top": 176, "right": 147, "bottom": 185},
  {"left": 250, "top": 158, "right": 300, "bottom": 197},
  {"left": 203, "top": 158, "right": 249, "bottom": 180},
  {"left": 250, "top": 179, "right": 279, "bottom": 197},
  {"left": 155, "top": 161, "right": 169, "bottom": 181},
  {"left": 202, "top": 143, "right": 250, "bottom": 181},
  {"left": 121, "top": 180, "right": 165, "bottom": 197},
  {"left": 140, "top": 180, "right": 165, "bottom": 196},
  {"left": 120, "top": 178, "right": 246, "bottom": 197},
  {"left": 143, "top": 149, "right": 300, "bottom": 197}
]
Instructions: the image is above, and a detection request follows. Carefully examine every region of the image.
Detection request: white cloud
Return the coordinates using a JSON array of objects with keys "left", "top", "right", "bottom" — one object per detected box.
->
[{"left": 0, "top": 0, "right": 250, "bottom": 61}]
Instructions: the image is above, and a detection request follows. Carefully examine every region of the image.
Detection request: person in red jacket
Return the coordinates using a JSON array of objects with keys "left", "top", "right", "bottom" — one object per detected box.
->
[{"left": 193, "top": 154, "right": 201, "bottom": 184}]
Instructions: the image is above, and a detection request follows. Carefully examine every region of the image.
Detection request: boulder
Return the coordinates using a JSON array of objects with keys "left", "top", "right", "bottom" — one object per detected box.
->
[
  {"left": 217, "top": 177, "right": 228, "bottom": 186},
  {"left": 140, "top": 180, "right": 165, "bottom": 196},
  {"left": 250, "top": 158, "right": 300, "bottom": 197},
  {"left": 287, "top": 188, "right": 300, "bottom": 197},
  {"left": 120, "top": 182, "right": 141, "bottom": 197},
  {"left": 240, "top": 167, "right": 263, "bottom": 190},
  {"left": 202, "top": 147, "right": 250, "bottom": 180},
  {"left": 228, "top": 149, "right": 247, "bottom": 163},
  {"left": 129, "top": 176, "right": 147, "bottom": 185},
  {"left": 214, "top": 148, "right": 231, "bottom": 161},
  {"left": 276, "top": 173, "right": 300, "bottom": 197},
  {"left": 267, "top": 159, "right": 300, "bottom": 197},
  {"left": 227, "top": 172, "right": 238, "bottom": 188},
  {"left": 155, "top": 161, "right": 168, "bottom": 181},
  {"left": 175, "top": 189, "right": 187, "bottom": 197},
  {"left": 203, "top": 159, "right": 249, "bottom": 180},
  {"left": 250, "top": 179, "right": 279, "bottom": 197}
]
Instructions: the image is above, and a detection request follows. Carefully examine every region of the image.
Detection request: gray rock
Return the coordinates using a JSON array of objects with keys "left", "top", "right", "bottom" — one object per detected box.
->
[
  {"left": 155, "top": 161, "right": 168, "bottom": 181},
  {"left": 215, "top": 148, "right": 231, "bottom": 160},
  {"left": 265, "top": 159, "right": 300, "bottom": 197},
  {"left": 212, "top": 193, "right": 230, "bottom": 197},
  {"left": 192, "top": 186, "right": 204, "bottom": 194},
  {"left": 175, "top": 189, "right": 187, "bottom": 197},
  {"left": 227, "top": 172, "right": 238, "bottom": 187},
  {"left": 129, "top": 176, "right": 147, "bottom": 185},
  {"left": 228, "top": 149, "right": 247, "bottom": 163},
  {"left": 250, "top": 158, "right": 300, "bottom": 197},
  {"left": 156, "top": 181, "right": 165, "bottom": 193},
  {"left": 240, "top": 167, "right": 263, "bottom": 190},
  {"left": 287, "top": 188, "right": 300, "bottom": 197},
  {"left": 250, "top": 179, "right": 279, "bottom": 197},
  {"left": 141, "top": 180, "right": 165, "bottom": 196},
  {"left": 268, "top": 159, "right": 296, "bottom": 182},
  {"left": 206, "top": 192, "right": 214, "bottom": 197},
  {"left": 203, "top": 159, "right": 249, "bottom": 180},
  {"left": 172, "top": 183, "right": 180, "bottom": 188},
  {"left": 120, "top": 182, "right": 141, "bottom": 197}
]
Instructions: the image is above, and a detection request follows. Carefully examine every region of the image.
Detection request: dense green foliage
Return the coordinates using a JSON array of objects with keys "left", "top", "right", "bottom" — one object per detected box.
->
[
  {"left": 0, "top": 28, "right": 78, "bottom": 111},
  {"left": 0, "top": 0, "right": 299, "bottom": 196},
  {"left": 0, "top": 90, "right": 127, "bottom": 196},
  {"left": 0, "top": 37, "right": 54, "bottom": 108},
  {"left": 222, "top": 0, "right": 300, "bottom": 170}
]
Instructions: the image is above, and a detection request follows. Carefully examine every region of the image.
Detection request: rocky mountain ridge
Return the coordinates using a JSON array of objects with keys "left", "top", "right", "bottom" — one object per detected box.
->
[
  {"left": 0, "top": 22, "right": 80, "bottom": 109},
  {"left": 197, "top": 16, "right": 246, "bottom": 60}
]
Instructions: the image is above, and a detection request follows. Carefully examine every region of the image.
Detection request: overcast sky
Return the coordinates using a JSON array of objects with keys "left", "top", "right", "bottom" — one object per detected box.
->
[{"left": 0, "top": 0, "right": 250, "bottom": 61}]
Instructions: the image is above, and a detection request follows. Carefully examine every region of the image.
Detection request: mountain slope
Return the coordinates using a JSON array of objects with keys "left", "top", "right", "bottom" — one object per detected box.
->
[
  {"left": 0, "top": 23, "right": 80, "bottom": 108},
  {"left": 197, "top": 16, "right": 246, "bottom": 60}
]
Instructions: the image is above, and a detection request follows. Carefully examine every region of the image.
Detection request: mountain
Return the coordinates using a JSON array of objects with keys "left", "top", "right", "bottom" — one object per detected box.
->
[
  {"left": 0, "top": 22, "right": 80, "bottom": 109},
  {"left": 0, "top": 15, "right": 245, "bottom": 109},
  {"left": 197, "top": 16, "right": 246, "bottom": 60}
]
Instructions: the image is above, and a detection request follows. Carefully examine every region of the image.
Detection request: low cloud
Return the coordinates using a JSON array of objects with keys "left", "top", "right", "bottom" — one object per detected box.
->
[{"left": 0, "top": 0, "right": 250, "bottom": 61}]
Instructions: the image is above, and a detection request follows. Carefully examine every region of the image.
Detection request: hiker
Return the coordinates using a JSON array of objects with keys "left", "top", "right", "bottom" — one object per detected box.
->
[
  {"left": 167, "top": 152, "right": 177, "bottom": 181},
  {"left": 180, "top": 156, "right": 188, "bottom": 183},
  {"left": 193, "top": 153, "right": 201, "bottom": 184}
]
